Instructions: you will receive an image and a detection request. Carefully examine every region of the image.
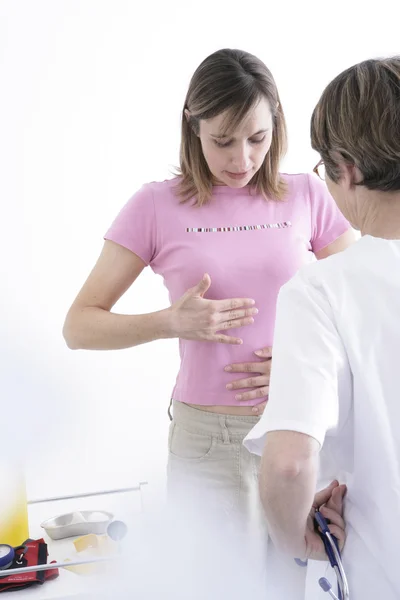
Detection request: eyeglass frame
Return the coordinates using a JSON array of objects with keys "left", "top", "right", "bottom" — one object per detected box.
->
[{"left": 313, "top": 159, "right": 325, "bottom": 181}]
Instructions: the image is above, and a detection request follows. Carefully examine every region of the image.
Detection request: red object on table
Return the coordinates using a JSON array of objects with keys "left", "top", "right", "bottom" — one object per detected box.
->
[{"left": 0, "top": 538, "right": 59, "bottom": 593}]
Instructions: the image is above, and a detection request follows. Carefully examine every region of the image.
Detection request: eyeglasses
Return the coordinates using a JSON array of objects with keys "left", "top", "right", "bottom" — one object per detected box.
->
[{"left": 313, "top": 159, "right": 326, "bottom": 181}]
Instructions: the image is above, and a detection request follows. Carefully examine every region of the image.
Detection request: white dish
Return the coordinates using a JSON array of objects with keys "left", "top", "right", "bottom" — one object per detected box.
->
[{"left": 40, "top": 510, "right": 113, "bottom": 540}]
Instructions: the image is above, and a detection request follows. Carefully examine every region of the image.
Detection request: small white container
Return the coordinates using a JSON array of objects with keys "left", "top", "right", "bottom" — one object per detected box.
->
[{"left": 40, "top": 510, "right": 113, "bottom": 540}]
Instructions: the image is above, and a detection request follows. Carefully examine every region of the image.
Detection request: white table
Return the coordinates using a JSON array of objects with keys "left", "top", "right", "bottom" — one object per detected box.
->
[{"left": 2, "top": 484, "right": 149, "bottom": 599}]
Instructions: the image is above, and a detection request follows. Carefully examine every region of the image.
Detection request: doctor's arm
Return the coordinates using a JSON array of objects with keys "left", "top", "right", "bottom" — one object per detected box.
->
[
  {"left": 260, "top": 431, "right": 346, "bottom": 560},
  {"left": 254, "top": 273, "right": 347, "bottom": 559},
  {"left": 260, "top": 430, "right": 319, "bottom": 556}
]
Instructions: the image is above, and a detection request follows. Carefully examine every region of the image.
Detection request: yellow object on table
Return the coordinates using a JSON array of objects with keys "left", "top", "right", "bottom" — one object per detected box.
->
[
  {"left": 73, "top": 533, "right": 114, "bottom": 554},
  {"left": 0, "top": 462, "right": 29, "bottom": 547},
  {"left": 63, "top": 534, "right": 117, "bottom": 575}
]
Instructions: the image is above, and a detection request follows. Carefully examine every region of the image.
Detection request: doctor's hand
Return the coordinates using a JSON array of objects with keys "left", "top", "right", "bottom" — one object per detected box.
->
[
  {"left": 168, "top": 274, "right": 257, "bottom": 345},
  {"left": 224, "top": 346, "right": 272, "bottom": 413},
  {"left": 303, "top": 480, "right": 347, "bottom": 562}
]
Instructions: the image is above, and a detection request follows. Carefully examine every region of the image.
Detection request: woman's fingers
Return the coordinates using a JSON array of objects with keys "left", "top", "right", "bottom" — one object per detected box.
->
[
  {"left": 207, "top": 318, "right": 256, "bottom": 343},
  {"left": 251, "top": 400, "right": 268, "bottom": 414},
  {"left": 226, "top": 375, "right": 268, "bottom": 390},
  {"left": 224, "top": 360, "right": 270, "bottom": 374},
  {"left": 220, "top": 307, "right": 259, "bottom": 322},
  {"left": 211, "top": 333, "right": 244, "bottom": 345},
  {"left": 217, "top": 298, "right": 256, "bottom": 312},
  {"left": 219, "top": 316, "right": 255, "bottom": 330},
  {"left": 234, "top": 387, "right": 269, "bottom": 401},
  {"left": 254, "top": 347, "right": 272, "bottom": 358}
]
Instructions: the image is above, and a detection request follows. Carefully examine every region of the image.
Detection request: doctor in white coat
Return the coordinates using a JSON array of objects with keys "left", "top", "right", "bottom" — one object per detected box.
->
[{"left": 244, "top": 56, "right": 400, "bottom": 599}]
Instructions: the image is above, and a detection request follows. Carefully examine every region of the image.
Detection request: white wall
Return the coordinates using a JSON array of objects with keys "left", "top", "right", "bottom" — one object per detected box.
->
[{"left": 1, "top": 0, "right": 397, "bottom": 499}]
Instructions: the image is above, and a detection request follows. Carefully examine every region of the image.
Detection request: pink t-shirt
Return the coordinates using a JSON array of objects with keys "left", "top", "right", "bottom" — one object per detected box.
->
[{"left": 104, "top": 173, "right": 350, "bottom": 406}]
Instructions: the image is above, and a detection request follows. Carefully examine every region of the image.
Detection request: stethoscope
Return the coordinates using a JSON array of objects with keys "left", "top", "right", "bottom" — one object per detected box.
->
[{"left": 295, "top": 510, "right": 350, "bottom": 600}]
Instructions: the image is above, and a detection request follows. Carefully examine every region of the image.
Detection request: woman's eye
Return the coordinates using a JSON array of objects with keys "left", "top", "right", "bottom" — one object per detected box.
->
[
  {"left": 250, "top": 136, "right": 266, "bottom": 145},
  {"left": 214, "top": 136, "right": 266, "bottom": 148},
  {"left": 214, "top": 140, "right": 232, "bottom": 148}
]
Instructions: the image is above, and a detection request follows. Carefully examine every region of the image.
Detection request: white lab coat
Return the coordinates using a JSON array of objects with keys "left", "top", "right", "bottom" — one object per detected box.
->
[{"left": 245, "top": 235, "right": 400, "bottom": 599}]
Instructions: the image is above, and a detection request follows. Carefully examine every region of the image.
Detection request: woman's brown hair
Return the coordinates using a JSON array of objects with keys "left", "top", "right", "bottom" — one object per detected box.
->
[
  {"left": 311, "top": 57, "right": 400, "bottom": 192},
  {"left": 175, "top": 49, "right": 288, "bottom": 206}
]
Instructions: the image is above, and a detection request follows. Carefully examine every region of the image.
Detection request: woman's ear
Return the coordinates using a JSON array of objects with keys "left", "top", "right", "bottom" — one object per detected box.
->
[{"left": 184, "top": 109, "right": 191, "bottom": 122}]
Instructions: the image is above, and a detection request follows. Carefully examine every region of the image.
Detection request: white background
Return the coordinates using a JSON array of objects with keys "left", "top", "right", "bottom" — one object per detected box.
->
[{"left": 1, "top": 0, "right": 398, "bottom": 500}]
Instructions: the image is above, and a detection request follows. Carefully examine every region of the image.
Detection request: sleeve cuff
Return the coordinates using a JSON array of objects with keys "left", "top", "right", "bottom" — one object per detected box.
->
[
  {"left": 244, "top": 419, "right": 325, "bottom": 456},
  {"left": 312, "top": 225, "right": 352, "bottom": 254}
]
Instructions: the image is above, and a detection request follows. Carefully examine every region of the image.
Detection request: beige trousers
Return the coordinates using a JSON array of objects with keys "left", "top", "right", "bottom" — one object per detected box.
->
[{"left": 167, "top": 400, "right": 307, "bottom": 599}]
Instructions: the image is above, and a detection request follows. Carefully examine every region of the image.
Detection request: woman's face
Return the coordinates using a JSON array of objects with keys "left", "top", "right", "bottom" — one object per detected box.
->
[{"left": 198, "top": 98, "right": 274, "bottom": 188}]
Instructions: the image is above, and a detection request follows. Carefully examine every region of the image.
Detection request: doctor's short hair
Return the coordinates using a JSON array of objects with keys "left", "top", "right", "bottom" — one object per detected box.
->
[
  {"left": 311, "top": 56, "right": 400, "bottom": 192},
  {"left": 176, "top": 48, "right": 288, "bottom": 206}
]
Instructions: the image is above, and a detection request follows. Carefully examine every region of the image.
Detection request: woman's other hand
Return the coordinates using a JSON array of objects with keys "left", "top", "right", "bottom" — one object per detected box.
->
[
  {"left": 224, "top": 346, "right": 272, "bottom": 413},
  {"left": 168, "top": 274, "right": 257, "bottom": 345}
]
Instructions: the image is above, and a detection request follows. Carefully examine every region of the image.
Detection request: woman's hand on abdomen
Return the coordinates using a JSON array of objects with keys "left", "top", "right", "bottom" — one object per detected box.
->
[
  {"left": 167, "top": 273, "right": 258, "bottom": 345},
  {"left": 223, "top": 346, "right": 272, "bottom": 414}
]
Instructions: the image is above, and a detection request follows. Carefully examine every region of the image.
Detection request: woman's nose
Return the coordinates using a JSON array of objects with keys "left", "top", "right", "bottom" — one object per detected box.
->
[{"left": 230, "top": 144, "right": 251, "bottom": 171}]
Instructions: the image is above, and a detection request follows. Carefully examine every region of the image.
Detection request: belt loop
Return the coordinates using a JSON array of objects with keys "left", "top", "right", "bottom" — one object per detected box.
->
[
  {"left": 218, "top": 415, "right": 230, "bottom": 444},
  {"left": 167, "top": 398, "right": 173, "bottom": 422}
]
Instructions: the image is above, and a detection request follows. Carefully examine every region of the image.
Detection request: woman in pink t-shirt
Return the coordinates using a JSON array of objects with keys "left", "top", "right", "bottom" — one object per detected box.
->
[{"left": 63, "top": 48, "right": 352, "bottom": 594}]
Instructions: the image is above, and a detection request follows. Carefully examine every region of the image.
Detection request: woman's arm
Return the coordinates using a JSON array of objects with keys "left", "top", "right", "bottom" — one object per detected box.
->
[
  {"left": 63, "top": 240, "right": 257, "bottom": 351},
  {"left": 62, "top": 240, "right": 170, "bottom": 350}
]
